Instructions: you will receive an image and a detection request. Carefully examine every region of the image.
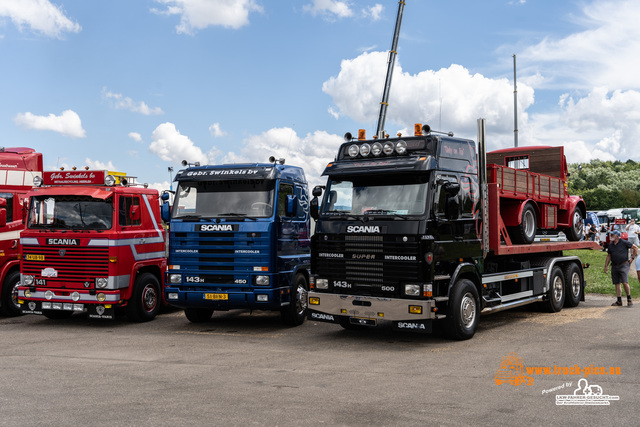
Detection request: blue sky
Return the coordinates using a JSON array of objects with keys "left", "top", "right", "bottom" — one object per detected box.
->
[{"left": 1, "top": 0, "right": 639, "bottom": 190}]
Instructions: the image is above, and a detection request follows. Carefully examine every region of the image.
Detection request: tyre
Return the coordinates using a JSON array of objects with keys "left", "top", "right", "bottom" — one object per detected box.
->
[
  {"left": 565, "top": 207, "right": 584, "bottom": 241},
  {"left": 184, "top": 308, "right": 214, "bottom": 323},
  {"left": 510, "top": 203, "right": 537, "bottom": 244},
  {"left": 563, "top": 263, "right": 582, "bottom": 307},
  {"left": 43, "top": 310, "right": 74, "bottom": 320},
  {"left": 544, "top": 266, "right": 565, "bottom": 312},
  {"left": 126, "top": 273, "right": 161, "bottom": 322},
  {"left": 281, "top": 274, "right": 308, "bottom": 326},
  {"left": 444, "top": 279, "right": 480, "bottom": 340},
  {"left": 0, "top": 270, "right": 22, "bottom": 317}
]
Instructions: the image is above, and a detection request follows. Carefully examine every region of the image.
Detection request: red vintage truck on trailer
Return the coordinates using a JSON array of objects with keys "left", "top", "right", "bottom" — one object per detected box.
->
[
  {"left": 17, "top": 170, "right": 166, "bottom": 321},
  {"left": 0, "top": 147, "right": 42, "bottom": 316},
  {"left": 486, "top": 146, "right": 585, "bottom": 245}
]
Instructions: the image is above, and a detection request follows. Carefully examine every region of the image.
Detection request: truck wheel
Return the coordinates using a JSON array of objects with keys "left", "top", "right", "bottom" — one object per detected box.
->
[
  {"left": 43, "top": 310, "right": 74, "bottom": 320},
  {"left": 544, "top": 266, "right": 565, "bottom": 312},
  {"left": 184, "top": 308, "right": 214, "bottom": 323},
  {"left": 563, "top": 263, "right": 582, "bottom": 307},
  {"left": 444, "top": 279, "right": 479, "bottom": 340},
  {"left": 127, "top": 273, "right": 161, "bottom": 322},
  {"left": 511, "top": 203, "right": 536, "bottom": 244},
  {"left": 0, "top": 271, "right": 22, "bottom": 317},
  {"left": 281, "top": 274, "right": 308, "bottom": 326},
  {"left": 565, "top": 207, "right": 584, "bottom": 241}
]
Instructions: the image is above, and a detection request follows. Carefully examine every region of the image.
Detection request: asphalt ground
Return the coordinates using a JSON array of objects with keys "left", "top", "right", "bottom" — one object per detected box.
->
[{"left": 1, "top": 293, "right": 637, "bottom": 426}]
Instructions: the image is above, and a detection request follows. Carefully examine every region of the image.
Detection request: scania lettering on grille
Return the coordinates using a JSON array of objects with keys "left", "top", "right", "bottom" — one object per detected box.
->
[
  {"left": 346, "top": 225, "right": 381, "bottom": 233},
  {"left": 197, "top": 224, "right": 237, "bottom": 232},
  {"left": 47, "top": 238, "right": 78, "bottom": 245}
]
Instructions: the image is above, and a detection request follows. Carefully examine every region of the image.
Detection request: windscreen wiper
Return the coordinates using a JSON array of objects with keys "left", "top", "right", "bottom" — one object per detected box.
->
[
  {"left": 219, "top": 213, "right": 257, "bottom": 221},
  {"left": 363, "top": 209, "right": 409, "bottom": 220}
]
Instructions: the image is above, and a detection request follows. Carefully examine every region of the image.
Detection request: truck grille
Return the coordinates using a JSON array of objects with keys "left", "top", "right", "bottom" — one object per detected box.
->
[
  {"left": 313, "top": 234, "right": 421, "bottom": 289},
  {"left": 22, "top": 245, "right": 109, "bottom": 282}
]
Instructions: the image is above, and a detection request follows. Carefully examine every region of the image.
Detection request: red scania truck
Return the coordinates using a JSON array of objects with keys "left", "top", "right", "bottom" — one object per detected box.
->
[
  {"left": 17, "top": 169, "right": 167, "bottom": 321},
  {"left": 0, "top": 147, "right": 43, "bottom": 316}
]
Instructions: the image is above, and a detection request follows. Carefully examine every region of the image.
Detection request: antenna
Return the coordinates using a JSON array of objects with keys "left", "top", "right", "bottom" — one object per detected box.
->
[{"left": 375, "top": 0, "right": 405, "bottom": 139}]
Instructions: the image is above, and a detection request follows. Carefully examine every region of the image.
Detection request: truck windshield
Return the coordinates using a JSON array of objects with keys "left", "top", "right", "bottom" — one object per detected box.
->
[
  {"left": 28, "top": 196, "right": 113, "bottom": 230},
  {"left": 172, "top": 179, "right": 275, "bottom": 219},
  {"left": 321, "top": 174, "right": 429, "bottom": 216}
]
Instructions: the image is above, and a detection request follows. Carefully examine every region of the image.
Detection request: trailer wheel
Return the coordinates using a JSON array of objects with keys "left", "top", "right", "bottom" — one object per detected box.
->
[
  {"left": 511, "top": 203, "right": 536, "bottom": 244},
  {"left": 0, "top": 271, "right": 22, "bottom": 317},
  {"left": 184, "top": 308, "right": 214, "bottom": 323},
  {"left": 43, "top": 310, "right": 74, "bottom": 320},
  {"left": 127, "top": 273, "right": 161, "bottom": 322},
  {"left": 445, "top": 279, "right": 479, "bottom": 340},
  {"left": 544, "top": 266, "right": 565, "bottom": 312},
  {"left": 281, "top": 273, "right": 308, "bottom": 326},
  {"left": 563, "top": 263, "right": 582, "bottom": 307},
  {"left": 565, "top": 207, "right": 584, "bottom": 241}
]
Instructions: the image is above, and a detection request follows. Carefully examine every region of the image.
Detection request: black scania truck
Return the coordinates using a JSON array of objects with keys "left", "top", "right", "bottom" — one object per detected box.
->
[{"left": 306, "top": 121, "right": 597, "bottom": 340}]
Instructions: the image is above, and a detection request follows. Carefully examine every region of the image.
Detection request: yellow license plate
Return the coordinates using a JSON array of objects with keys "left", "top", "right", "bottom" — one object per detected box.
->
[
  {"left": 26, "top": 254, "right": 45, "bottom": 261},
  {"left": 204, "top": 293, "right": 228, "bottom": 300}
]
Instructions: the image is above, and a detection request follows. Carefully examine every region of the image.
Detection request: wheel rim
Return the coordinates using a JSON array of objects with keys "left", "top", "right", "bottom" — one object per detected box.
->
[
  {"left": 553, "top": 275, "right": 564, "bottom": 302},
  {"left": 295, "top": 284, "right": 308, "bottom": 315},
  {"left": 573, "top": 210, "right": 583, "bottom": 236},
  {"left": 10, "top": 280, "right": 20, "bottom": 311},
  {"left": 570, "top": 272, "right": 581, "bottom": 298},
  {"left": 523, "top": 209, "right": 536, "bottom": 238},
  {"left": 142, "top": 284, "right": 158, "bottom": 312},
  {"left": 460, "top": 292, "right": 476, "bottom": 328}
]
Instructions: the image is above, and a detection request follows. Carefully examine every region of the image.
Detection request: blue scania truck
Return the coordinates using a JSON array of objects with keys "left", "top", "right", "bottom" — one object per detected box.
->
[{"left": 163, "top": 157, "right": 311, "bottom": 325}]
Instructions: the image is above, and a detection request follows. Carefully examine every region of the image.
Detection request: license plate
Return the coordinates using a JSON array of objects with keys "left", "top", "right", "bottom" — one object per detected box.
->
[
  {"left": 350, "top": 317, "right": 376, "bottom": 326},
  {"left": 204, "top": 293, "right": 228, "bottom": 300},
  {"left": 26, "top": 254, "right": 45, "bottom": 261}
]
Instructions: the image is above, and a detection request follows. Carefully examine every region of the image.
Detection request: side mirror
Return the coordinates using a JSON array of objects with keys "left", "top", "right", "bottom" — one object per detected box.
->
[
  {"left": 130, "top": 205, "right": 141, "bottom": 222},
  {"left": 161, "top": 202, "right": 171, "bottom": 223},
  {"left": 0, "top": 198, "right": 7, "bottom": 228},
  {"left": 285, "top": 195, "right": 298, "bottom": 217},
  {"left": 310, "top": 186, "right": 323, "bottom": 220},
  {"left": 444, "top": 181, "right": 460, "bottom": 195}
]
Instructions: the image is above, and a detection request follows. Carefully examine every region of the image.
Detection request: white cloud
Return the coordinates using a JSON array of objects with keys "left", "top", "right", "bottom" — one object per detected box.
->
[
  {"left": 149, "top": 122, "right": 209, "bottom": 165},
  {"left": 303, "top": 0, "right": 354, "bottom": 19},
  {"left": 85, "top": 158, "right": 116, "bottom": 171},
  {"left": 0, "top": 0, "right": 81, "bottom": 38},
  {"left": 520, "top": 0, "right": 640, "bottom": 90},
  {"left": 209, "top": 122, "right": 226, "bottom": 138},
  {"left": 152, "top": 0, "right": 263, "bottom": 34},
  {"left": 364, "top": 4, "right": 383, "bottom": 21},
  {"left": 323, "top": 51, "right": 534, "bottom": 143},
  {"left": 14, "top": 109, "right": 86, "bottom": 138},
  {"left": 128, "top": 132, "right": 143, "bottom": 143},
  {"left": 223, "top": 127, "right": 344, "bottom": 188},
  {"left": 103, "top": 89, "right": 164, "bottom": 115}
]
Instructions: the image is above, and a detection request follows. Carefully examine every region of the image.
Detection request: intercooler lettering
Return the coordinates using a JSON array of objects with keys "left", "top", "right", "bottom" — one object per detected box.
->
[
  {"left": 384, "top": 255, "right": 417, "bottom": 261},
  {"left": 319, "top": 253, "right": 344, "bottom": 258}
]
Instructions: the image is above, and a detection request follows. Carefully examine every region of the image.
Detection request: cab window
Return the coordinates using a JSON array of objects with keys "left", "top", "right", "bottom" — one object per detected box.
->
[{"left": 119, "top": 196, "right": 141, "bottom": 226}]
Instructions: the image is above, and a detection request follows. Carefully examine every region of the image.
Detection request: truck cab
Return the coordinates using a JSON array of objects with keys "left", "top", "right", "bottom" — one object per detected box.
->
[
  {"left": 18, "top": 170, "right": 167, "bottom": 321},
  {"left": 163, "top": 159, "right": 311, "bottom": 325},
  {"left": 0, "top": 147, "right": 42, "bottom": 317}
]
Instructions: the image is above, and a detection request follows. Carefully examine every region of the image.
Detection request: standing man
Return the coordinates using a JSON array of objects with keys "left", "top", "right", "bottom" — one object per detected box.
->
[
  {"left": 626, "top": 218, "right": 640, "bottom": 246},
  {"left": 604, "top": 230, "right": 638, "bottom": 306}
]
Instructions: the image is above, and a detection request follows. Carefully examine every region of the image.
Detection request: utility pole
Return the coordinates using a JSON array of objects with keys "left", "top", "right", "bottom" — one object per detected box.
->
[{"left": 513, "top": 54, "right": 518, "bottom": 147}]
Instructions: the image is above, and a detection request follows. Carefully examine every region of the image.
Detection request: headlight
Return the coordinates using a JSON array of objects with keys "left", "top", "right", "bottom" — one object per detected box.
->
[
  {"left": 33, "top": 176, "right": 43, "bottom": 187},
  {"left": 359, "top": 143, "right": 371, "bottom": 157},
  {"left": 371, "top": 142, "right": 383, "bottom": 156},
  {"left": 104, "top": 175, "right": 116, "bottom": 186},
  {"left": 395, "top": 140, "right": 408, "bottom": 155},
  {"left": 24, "top": 289, "right": 32, "bottom": 298},
  {"left": 348, "top": 144, "right": 359, "bottom": 158},
  {"left": 23, "top": 275, "right": 34, "bottom": 286},
  {"left": 255, "top": 275, "right": 270, "bottom": 286},
  {"left": 95, "top": 278, "right": 108, "bottom": 289},
  {"left": 96, "top": 293, "right": 106, "bottom": 302},
  {"left": 45, "top": 290, "right": 54, "bottom": 300},
  {"left": 71, "top": 292, "right": 80, "bottom": 301},
  {"left": 316, "top": 278, "right": 329, "bottom": 290},
  {"left": 404, "top": 284, "right": 420, "bottom": 296},
  {"left": 169, "top": 273, "right": 181, "bottom": 284},
  {"left": 383, "top": 142, "right": 395, "bottom": 155}
]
